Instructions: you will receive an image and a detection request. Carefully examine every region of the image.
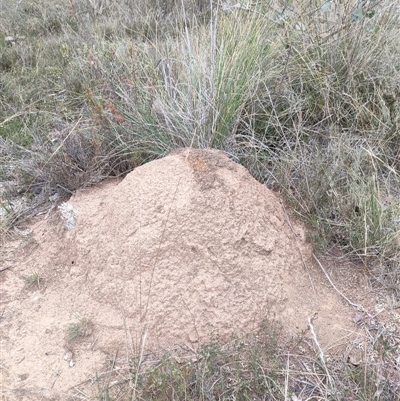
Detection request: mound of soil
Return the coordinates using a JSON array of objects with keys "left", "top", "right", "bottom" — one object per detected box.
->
[{"left": 1, "top": 148, "right": 357, "bottom": 399}]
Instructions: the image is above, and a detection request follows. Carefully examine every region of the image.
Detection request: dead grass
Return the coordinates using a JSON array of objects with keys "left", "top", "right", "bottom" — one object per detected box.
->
[
  {"left": 2, "top": 0, "right": 400, "bottom": 399},
  {"left": 69, "top": 317, "right": 399, "bottom": 401}
]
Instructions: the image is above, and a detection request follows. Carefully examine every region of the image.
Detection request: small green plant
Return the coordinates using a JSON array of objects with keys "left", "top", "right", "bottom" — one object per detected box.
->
[
  {"left": 67, "top": 316, "right": 93, "bottom": 345},
  {"left": 23, "top": 272, "right": 41, "bottom": 290}
]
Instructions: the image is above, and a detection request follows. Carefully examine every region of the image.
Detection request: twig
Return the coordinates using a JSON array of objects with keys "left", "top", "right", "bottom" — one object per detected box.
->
[
  {"left": 312, "top": 253, "right": 372, "bottom": 317},
  {"left": 308, "top": 315, "right": 334, "bottom": 391}
]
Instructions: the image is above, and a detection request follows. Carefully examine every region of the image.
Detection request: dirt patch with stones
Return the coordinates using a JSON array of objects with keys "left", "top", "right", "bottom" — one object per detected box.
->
[{"left": 1, "top": 148, "right": 360, "bottom": 400}]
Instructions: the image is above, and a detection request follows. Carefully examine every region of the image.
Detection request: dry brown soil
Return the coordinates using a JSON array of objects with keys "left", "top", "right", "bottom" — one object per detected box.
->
[{"left": 1, "top": 148, "right": 366, "bottom": 400}]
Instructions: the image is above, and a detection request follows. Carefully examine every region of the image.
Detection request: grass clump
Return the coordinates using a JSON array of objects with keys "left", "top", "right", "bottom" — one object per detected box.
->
[
  {"left": 23, "top": 272, "right": 41, "bottom": 290},
  {"left": 231, "top": 1, "right": 400, "bottom": 272},
  {"left": 67, "top": 316, "right": 94, "bottom": 345}
]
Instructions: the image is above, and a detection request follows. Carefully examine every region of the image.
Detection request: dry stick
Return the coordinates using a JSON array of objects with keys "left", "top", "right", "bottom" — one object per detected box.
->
[
  {"left": 308, "top": 316, "right": 334, "bottom": 394},
  {"left": 312, "top": 253, "right": 373, "bottom": 318}
]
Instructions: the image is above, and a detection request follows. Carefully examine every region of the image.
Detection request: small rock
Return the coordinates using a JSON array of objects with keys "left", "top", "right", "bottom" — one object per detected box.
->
[{"left": 64, "top": 351, "right": 72, "bottom": 361}]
